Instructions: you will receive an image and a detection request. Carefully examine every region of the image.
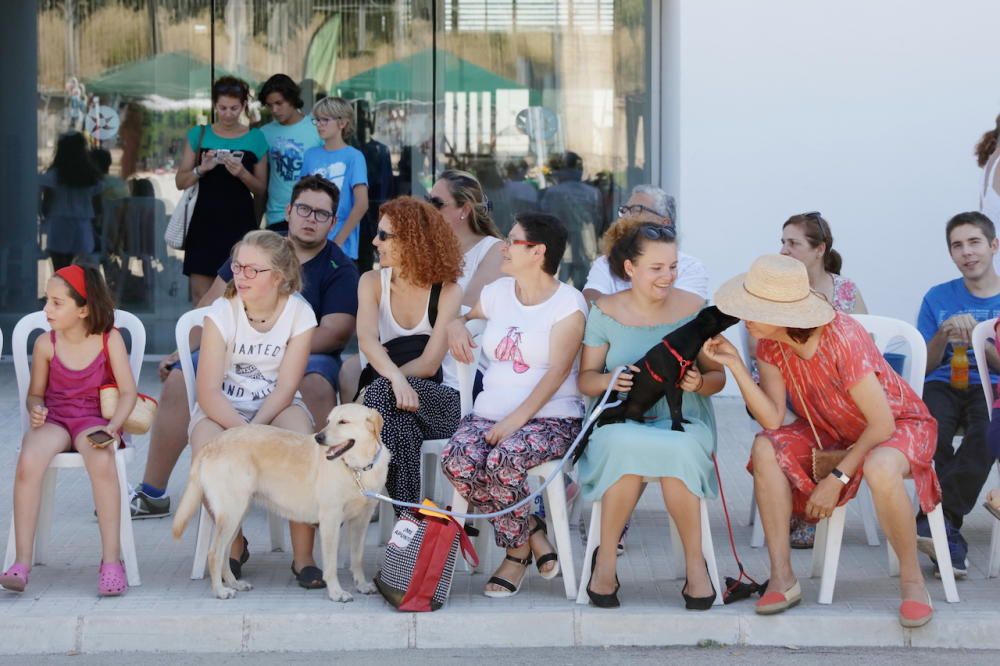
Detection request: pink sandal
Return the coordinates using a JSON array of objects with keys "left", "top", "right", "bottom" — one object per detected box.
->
[
  {"left": 98, "top": 561, "right": 127, "bottom": 597},
  {"left": 0, "top": 563, "right": 30, "bottom": 592}
]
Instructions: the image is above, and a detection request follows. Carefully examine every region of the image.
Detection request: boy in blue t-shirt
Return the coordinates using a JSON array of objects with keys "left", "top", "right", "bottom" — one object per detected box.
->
[
  {"left": 258, "top": 75, "right": 323, "bottom": 228},
  {"left": 916, "top": 211, "right": 1000, "bottom": 576},
  {"left": 302, "top": 96, "right": 369, "bottom": 260}
]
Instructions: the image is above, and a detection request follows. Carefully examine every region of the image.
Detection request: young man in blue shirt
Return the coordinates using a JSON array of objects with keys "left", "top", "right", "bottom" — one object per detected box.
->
[
  {"left": 132, "top": 176, "right": 358, "bottom": 587},
  {"left": 916, "top": 211, "right": 1000, "bottom": 576},
  {"left": 258, "top": 75, "right": 323, "bottom": 228}
]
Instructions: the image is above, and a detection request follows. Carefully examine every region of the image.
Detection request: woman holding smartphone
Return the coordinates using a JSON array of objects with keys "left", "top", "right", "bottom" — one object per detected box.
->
[{"left": 175, "top": 76, "right": 268, "bottom": 304}]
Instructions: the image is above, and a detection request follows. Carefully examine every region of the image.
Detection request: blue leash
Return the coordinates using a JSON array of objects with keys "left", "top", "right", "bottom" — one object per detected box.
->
[{"left": 361, "top": 367, "right": 626, "bottom": 520}]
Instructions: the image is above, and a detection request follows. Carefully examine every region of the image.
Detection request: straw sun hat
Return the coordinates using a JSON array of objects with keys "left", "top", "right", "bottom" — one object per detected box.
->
[{"left": 714, "top": 254, "right": 835, "bottom": 328}]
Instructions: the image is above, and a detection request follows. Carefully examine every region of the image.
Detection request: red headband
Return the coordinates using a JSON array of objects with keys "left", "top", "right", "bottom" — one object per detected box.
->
[{"left": 55, "top": 265, "right": 88, "bottom": 300}]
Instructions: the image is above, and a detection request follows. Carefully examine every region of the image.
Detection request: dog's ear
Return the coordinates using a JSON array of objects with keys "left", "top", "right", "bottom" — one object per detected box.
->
[{"left": 367, "top": 410, "right": 384, "bottom": 440}]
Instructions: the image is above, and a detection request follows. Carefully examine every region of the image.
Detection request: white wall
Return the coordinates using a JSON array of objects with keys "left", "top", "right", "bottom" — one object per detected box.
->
[{"left": 666, "top": 0, "right": 1000, "bottom": 324}]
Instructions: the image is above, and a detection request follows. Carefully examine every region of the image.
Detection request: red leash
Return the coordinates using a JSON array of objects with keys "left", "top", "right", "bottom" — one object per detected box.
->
[{"left": 712, "top": 453, "right": 762, "bottom": 600}]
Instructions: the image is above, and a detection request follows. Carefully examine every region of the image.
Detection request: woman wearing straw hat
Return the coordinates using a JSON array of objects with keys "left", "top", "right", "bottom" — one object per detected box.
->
[{"left": 704, "top": 254, "right": 939, "bottom": 628}]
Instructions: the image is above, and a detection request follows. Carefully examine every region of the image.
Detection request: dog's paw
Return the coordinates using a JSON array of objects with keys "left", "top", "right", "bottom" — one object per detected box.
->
[
  {"left": 327, "top": 588, "right": 355, "bottom": 603},
  {"left": 355, "top": 579, "right": 378, "bottom": 595},
  {"left": 232, "top": 580, "right": 252, "bottom": 592},
  {"left": 214, "top": 586, "right": 237, "bottom": 600}
]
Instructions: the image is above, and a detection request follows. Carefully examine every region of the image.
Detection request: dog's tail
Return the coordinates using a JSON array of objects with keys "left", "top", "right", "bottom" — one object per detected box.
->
[{"left": 171, "top": 455, "right": 204, "bottom": 540}]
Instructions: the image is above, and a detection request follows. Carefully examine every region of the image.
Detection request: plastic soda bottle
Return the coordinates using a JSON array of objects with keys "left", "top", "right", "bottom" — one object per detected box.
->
[{"left": 951, "top": 344, "right": 969, "bottom": 390}]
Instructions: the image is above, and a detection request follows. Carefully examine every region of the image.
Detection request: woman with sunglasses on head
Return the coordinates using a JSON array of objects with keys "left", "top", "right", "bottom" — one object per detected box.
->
[
  {"left": 577, "top": 220, "right": 726, "bottom": 610},
  {"left": 357, "top": 197, "right": 463, "bottom": 509},
  {"left": 175, "top": 76, "right": 269, "bottom": 305},
  {"left": 703, "top": 255, "right": 937, "bottom": 628},
  {"left": 443, "top": 212, "right": 586, "bottom": 598}
]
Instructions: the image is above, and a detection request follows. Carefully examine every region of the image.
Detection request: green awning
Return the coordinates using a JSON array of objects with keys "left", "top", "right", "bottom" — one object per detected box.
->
[
  {"left": 334, "top": 48, "right": 539, "bottom": 104},
  {"left": 85, "top": 52, "right": 258, "bottom": 101}
]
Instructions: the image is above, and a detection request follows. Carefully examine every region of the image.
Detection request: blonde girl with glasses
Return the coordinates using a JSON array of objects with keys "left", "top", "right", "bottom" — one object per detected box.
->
[
  {"left": 188, "top": 230, "right": 318, "bottom": 585},
  {"left": 302, "top": 97, "right": 369, "bottom": 260}
]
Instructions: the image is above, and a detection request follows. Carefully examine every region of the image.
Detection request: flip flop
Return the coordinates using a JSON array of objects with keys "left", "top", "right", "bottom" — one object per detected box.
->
[{"left": 291, "top": 564, "right": 327, "bottom": 590}]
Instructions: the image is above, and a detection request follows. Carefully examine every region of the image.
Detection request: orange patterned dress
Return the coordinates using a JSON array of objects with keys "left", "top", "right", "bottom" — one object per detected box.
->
[{"left": 752, "top": 313, "right": 941, "bottom": 519}]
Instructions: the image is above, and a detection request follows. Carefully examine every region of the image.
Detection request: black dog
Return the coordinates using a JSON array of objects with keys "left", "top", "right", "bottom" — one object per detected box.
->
[{"left": 574, "top": 306, "right": 739, "bottom": 461}]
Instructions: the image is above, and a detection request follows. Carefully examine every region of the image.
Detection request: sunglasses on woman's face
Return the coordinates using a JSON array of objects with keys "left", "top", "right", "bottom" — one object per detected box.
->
[
  {"left": 424, "top": 195, "right": 447, "bottom": 210},
  {"left": 376, "top": 229, "right": 395, "bottom": 242},
  {"left": 503, "top": 236, "right": 540, "bottom": 248}
]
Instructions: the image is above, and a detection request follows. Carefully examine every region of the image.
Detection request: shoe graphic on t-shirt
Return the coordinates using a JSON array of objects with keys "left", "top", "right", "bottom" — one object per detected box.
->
[
  {"left": 234, "top": 363, "right": 267, "bottom": 381},
  {"left": 495, "top": 326, "right": 530, "bottom": 374}
]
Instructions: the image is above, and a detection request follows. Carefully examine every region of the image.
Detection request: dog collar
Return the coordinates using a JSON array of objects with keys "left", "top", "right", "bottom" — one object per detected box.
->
[{"left": 343, "top": 444, "right": 384, "bottom": 495}]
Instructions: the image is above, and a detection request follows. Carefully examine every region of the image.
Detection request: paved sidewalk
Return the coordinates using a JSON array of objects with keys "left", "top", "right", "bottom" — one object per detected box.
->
[{"left": 0, "top": 362, "right": 998, "bottom": 655}]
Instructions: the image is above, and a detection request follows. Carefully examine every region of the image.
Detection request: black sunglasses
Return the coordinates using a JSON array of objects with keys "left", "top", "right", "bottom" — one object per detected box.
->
[
  {"left": 424, "top": 195, "right": 446, "bottom": 210},
  {"left": 639, "top": 224, "right": 676, "bottom": 240},
  {"left": 376, "top": 229, "right": 395, "bottom": 241}
]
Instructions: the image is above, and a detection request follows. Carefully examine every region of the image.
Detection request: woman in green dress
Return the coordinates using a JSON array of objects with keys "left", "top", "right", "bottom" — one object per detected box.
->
[{"left": 578, "top": 221, "right": 725, "bottom": 610}]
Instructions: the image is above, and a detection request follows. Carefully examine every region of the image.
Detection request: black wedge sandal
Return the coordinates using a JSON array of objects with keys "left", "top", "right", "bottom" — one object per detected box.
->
[
  {"left": 229, "top": 536, "right": 250, "bottom": 580},
  {"left": 484, "top": 552, "right": 533, "bottom": 599},
  {"left": 529, "top": 517, "right": 560, "bottom": 580}
]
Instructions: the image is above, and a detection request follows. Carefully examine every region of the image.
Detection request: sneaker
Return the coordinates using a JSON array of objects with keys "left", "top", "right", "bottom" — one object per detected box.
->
[
  {"left": 918, "top": 517, "right": 969, "bottom": 579},
  {"left": 129, "top": 485, "right": 171, "bottom": 519}
]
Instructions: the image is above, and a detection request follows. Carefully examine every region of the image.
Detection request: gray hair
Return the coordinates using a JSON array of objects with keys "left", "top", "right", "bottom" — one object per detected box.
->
[{"left": 631, "top": 185, "right": 677, "bottom": 224}]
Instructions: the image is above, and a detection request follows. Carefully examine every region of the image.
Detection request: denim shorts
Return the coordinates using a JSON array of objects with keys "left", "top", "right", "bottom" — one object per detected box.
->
[{"left": 172, "top": 350, "right": 341, "bottom": 390}]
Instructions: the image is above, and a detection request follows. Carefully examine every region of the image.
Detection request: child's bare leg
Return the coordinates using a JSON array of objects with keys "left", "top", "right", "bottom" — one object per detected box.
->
[
  {"left": 77, "top": 428, "right": 122, "bottom": 564},
  {"left": 12, "top": 425, "right": 71, "bottom": 565}
]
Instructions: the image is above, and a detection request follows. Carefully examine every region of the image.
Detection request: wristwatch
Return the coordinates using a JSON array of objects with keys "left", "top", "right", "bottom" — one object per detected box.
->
[{"left": 831, "top": 468, "right": 851, "bottom": 485}]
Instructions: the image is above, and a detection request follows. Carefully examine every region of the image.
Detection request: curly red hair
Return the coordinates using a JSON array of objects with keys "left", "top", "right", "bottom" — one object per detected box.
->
[{"left": 380, "top": 197, "right": 463, "bottom": 287}]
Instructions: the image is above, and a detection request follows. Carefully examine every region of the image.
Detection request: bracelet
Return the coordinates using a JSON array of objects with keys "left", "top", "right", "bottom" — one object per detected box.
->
[
  {"left": 694, "top": 374, "right": 705, "bottom": 392},
  {"left": 193, "top": 165, "right": 201, "bottom": 178}
]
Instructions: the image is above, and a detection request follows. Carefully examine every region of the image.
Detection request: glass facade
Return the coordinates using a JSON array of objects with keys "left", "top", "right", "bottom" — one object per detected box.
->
[{"left": 3, "top": 0, "right": 653, "bottom": 353}]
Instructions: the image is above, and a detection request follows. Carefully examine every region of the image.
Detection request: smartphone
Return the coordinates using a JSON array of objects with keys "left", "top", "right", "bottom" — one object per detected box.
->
[
  {"left": 87, "top": 430, "right": 115, "bottom": 448},
  {"left": 214, "top": 148, "right": 231, "bottom": 156}
]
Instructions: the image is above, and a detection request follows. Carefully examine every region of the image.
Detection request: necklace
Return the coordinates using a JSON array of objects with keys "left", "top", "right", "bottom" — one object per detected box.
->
[{"left": 244, "top": 302, "right": 277, "bottom": 324}]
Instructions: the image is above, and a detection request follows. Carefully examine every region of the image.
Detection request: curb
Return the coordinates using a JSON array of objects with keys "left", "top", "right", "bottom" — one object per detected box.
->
[{"left": 2, "top": 607, "right": 999, "bottom": 654}]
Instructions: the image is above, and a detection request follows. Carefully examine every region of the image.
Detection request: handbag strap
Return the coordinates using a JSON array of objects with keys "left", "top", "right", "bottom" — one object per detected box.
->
[
  {"left": 428, "top": 283, "right": 442, "bottom": 327},
  {"left": 778, "top": 344, "right": 826, "bottom": 451},
  {"left": 195, "top": 124, "right": 207, "bottom": 166}
]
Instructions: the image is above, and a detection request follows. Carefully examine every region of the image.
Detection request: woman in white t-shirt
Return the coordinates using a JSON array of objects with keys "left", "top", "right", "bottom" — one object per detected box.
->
[
  {"left": 443, "top": 212, "right": 587, "bottom": 598},
  {"left": 191, "top": 230, "right": 318, "bottom": 585}
]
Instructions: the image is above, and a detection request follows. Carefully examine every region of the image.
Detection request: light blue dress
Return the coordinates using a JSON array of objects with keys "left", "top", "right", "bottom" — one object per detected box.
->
[{"left": 578, "top": 304, "right": 719, "bottom": 501}]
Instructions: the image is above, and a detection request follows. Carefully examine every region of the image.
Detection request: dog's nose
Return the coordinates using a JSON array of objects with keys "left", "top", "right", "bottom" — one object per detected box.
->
[{"left": 314, "top": 432, "right": 326, "bottom": 445}]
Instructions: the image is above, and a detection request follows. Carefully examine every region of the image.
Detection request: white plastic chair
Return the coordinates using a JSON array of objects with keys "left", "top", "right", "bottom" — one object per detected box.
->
[
  {"left": 3, "top": 310, "right": 144, "bottom": 586},
  {"left": 177, "top": 308, "right": 286, "bottom": 580},
  {"left": 377, "top": 319, "right": 486, "bottom": 543},
  {"left": 970, "top": 319, "right": 1000, "bottom": 578},
  {"left": 576, "top": 478, "right": 724, "bottom": 606},
  {"left": 809, "top": 314, "right": 958, "bottom": 604}
]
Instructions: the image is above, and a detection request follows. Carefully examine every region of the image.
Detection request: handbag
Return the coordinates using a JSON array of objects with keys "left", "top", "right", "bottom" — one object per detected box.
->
[
  {"left": 354, "top": 283, "right": 444, "bottom": 400},
  {"left": 374, "top": 504, "right": 479, "bottom": 612},
  {"left": 96, "top": 330, "right": 158, "bottom": 435},
  {"left": 99, "top": 385, "right": 158, "bottom": 435},
  {"left": 164, "top": 125, "right": 206, "bottom": 250},
  {"left": 779, "top": 345, "right": 849, "bottom": 483}
]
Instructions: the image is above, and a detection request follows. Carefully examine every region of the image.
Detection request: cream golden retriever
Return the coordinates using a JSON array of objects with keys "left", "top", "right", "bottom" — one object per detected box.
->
[{"left": 172, "top": 403, "right": 390, "bottom": 602}]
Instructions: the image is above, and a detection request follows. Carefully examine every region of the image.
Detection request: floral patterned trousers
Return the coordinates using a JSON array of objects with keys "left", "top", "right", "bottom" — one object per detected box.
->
[{"left": 442, "top": 415, "right": 581, "bottom": 548}]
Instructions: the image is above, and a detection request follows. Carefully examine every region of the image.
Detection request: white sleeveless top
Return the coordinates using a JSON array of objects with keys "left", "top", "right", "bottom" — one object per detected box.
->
[
  {"left": 981, "top": 153, "right": 1000, "bottom": 274},
  {"left": 375, "top": 267, "right": 458, "bottom": 390},
  {"left": 457, "top": 236, "right": 501, "bottom": 295}
]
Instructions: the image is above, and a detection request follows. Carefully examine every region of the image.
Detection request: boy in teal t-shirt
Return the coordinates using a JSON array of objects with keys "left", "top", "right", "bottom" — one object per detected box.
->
[{"left": 258, "top": 75, "right": 323, "bottom": 227}]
